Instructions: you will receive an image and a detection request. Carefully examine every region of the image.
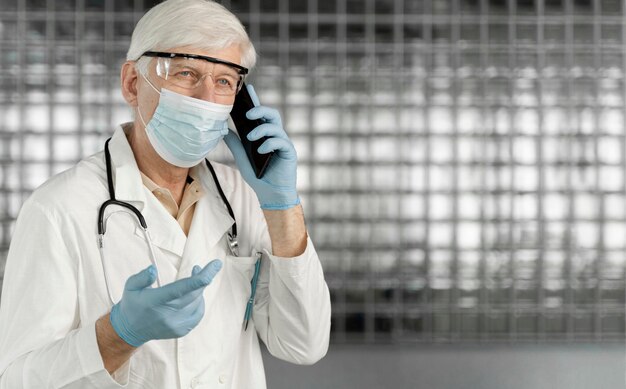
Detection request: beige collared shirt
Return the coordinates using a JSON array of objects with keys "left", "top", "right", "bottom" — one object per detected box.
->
[{"left": 140, "top": 169, "right": 204, "bottom": 236}]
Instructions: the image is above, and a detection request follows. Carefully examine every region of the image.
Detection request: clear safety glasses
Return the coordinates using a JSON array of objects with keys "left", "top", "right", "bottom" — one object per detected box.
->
[{"left": 141, "top": 51, "right": 249, "bottom": 96}]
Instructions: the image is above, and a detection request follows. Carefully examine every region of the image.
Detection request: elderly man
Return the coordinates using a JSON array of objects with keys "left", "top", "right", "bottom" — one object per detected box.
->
[{"left": 0, "top": 0, "right": 330, "bottom": 387}]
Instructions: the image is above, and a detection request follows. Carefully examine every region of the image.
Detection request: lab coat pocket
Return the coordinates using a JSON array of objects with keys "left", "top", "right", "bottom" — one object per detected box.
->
[
  {"left": 227, "top": 254, "right": 258, "bottom": 280},
  {"left": 224, "top": 254, "right": 259, "bottom": 319}
]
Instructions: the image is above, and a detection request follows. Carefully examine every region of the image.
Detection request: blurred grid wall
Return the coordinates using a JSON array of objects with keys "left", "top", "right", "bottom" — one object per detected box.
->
[{"left": 0, "top": 0, "right": 625, "bottom": 343}]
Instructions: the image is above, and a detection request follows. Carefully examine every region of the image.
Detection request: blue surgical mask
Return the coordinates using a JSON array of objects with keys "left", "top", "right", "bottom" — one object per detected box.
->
[{"left": 137, "top": 76, "right": 232, "bottom": 168}]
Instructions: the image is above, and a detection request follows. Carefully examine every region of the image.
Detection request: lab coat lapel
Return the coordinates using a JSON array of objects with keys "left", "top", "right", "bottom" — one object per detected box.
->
[
  {"left": 178, "top": 162, "right": 234, "bottom": 278},
  {"left": 140, "top": 193, "right": 187, "bottom": 258},
  {"left": 108, "top": 125, "right": 186, "bottom": 258}
]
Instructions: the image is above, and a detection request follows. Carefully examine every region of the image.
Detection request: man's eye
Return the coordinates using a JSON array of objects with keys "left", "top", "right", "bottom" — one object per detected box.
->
[{"left": 216, "top": 78, "right": 233, "bottom": 86}]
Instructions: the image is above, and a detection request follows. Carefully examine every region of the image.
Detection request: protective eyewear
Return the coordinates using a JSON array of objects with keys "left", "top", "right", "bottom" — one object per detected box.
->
[{"left": 141, "top": 51, "right": 249, "bottom": 96}]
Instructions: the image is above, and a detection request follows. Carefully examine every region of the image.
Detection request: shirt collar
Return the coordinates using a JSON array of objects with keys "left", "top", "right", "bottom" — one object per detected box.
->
[
  {"left": 107, "top": 123, "right": 147, "bottom": 209},
  {"left": 192, "top": 160, "right": 233, "bottom": 201}
]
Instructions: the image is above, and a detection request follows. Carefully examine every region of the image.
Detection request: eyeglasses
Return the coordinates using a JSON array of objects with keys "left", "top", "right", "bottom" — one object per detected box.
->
[{"left": 141, "top": 51, "right": 249, "bottom": 96}]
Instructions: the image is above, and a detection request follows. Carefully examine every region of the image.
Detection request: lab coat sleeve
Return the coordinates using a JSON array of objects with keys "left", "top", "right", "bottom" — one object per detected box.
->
[
  {"left": 0, "top": 199, "right": 127, "bottom": 388},
  {"left": 253, "top": 232, "right": 331, "bottom": 365}
]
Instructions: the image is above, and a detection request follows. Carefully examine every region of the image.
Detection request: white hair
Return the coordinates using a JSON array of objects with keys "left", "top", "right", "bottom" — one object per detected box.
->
[{"left": 127, "top": 0, "right": 257, "bottom": 74}]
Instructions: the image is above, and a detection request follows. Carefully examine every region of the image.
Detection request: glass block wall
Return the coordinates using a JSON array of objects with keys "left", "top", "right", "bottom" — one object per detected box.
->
[{"left": 0, "top": 0, "right": 624, "bottom": 343}]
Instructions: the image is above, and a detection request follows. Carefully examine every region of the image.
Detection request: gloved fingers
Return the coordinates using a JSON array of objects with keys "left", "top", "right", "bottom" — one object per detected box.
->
[
  {"left": 165, "top": 266, "right": 207, "bottom": 307},
  {"left": 188, "top": 294, "right": 206, "bottom": 319},
  {"left": 246, "top": 106, "right": 283, "bottom": 127},
  {"left": 124, "top": 265, "right": 157, "bottom": 291},
  {"left": 246, "top": 84, "right": 261, "bottom": 106},
  {"left": 171, "top": 293, "right": 205, "bottom": 321},
  {"left": 257, "top": 137, "right": 297, "bottom": 160},
  {"left": 162, "top": 298, "right": 205, "bottom": 338},
  {"left": 224, "top": 130, "right": 257, "bottom": 181},
  {"left": 152, "top": 259, "right": 222, "bottom": 303},
  {"left": 165, "top": 286, "right": 205, "bottom": 309},
  {"left": 191, "top": 296, "right": 206, "bottom": 322},
  {"left": 244, "top": 84, "right": 285, "bottom": 131},
  {"left": 165, "top": 265, "right": 214, "bottom": 308},
  {"left": 175, "top": 298, "right": 206, "bottom": 335},
  {"left": 247, "top": 123, "right": 289, "bottom": 142}
]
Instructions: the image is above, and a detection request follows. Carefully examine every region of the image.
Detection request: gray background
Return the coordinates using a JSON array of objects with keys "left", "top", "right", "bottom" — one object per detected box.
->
[{"left": 264, "top": 343, "right": 624, "bottom": 389}]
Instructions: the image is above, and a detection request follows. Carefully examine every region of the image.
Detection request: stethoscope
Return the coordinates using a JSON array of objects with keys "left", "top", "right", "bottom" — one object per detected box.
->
[{"left": 97, "top": 138, "right": 260, "bottom": 330}]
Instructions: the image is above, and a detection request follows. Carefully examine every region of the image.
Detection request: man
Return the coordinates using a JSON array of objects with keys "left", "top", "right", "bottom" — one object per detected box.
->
[{"left": 0, "top": 0, "right": 331, "bottom": 387}]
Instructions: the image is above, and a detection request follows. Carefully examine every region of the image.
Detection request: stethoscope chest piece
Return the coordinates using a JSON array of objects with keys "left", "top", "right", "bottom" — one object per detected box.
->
[{"left": 228, "top": 232, "right": 239, "bottom": 256}]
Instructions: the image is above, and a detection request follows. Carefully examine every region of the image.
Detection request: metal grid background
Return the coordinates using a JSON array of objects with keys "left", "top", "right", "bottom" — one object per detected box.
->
[{"left": 0, "top": 0, "right": 625, "bottom": 344}]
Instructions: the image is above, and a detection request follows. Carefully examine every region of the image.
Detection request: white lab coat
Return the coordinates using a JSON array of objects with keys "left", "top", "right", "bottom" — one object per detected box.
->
[{"left": 0, "top": 126, "right": 331, "bottom": 388}]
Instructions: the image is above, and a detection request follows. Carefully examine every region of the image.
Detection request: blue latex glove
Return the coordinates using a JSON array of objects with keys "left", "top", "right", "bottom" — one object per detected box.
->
[
  {"left": 224, "top": 84, "right": 300, "bottom": 210},
  {"left": 110, "top": 260, "right": 222, "bottom": 347}
]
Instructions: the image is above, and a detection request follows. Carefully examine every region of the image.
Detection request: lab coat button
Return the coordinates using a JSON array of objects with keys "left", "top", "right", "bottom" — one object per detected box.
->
[
  {"left": 190, "top": 378, "right": 199, "bottom": 388},
  {"left": 218, "top": 375, "right": 227, "bottom": 384}
]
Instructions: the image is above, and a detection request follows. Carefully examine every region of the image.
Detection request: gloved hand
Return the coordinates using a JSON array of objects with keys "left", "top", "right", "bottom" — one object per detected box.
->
[
  {"left": 224, "top": 84, "right": 300, "bottom": 210},
  {"left": 110, "top": 259, "right": 222, "bottom": 347}
]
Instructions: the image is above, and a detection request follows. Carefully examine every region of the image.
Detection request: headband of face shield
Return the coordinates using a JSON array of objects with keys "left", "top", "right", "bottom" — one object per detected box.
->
[{"left": 137, "top": 74, "right": 232, "bottom": 168}]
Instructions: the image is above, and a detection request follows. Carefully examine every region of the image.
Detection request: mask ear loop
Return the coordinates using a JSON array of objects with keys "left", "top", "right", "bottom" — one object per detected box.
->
[
  {"left": 141, "top": 72, "right": 161, "bottom": 95},
  {"left": 136, "top": 72, "right": 162, "bottom": 129},
  {"left": 137, "top": 106, "right": 149, "bottom": 129}
]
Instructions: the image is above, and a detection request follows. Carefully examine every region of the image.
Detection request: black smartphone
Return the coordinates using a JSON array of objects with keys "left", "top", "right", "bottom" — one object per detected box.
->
[{"left": 230, "top": 83, "right": 273, "bottom": 178}]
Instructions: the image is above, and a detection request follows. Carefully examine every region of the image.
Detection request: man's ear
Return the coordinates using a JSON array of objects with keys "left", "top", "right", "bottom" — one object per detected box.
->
[{"left": 121, "top": 61, "right": 139, "bottom": 107}]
